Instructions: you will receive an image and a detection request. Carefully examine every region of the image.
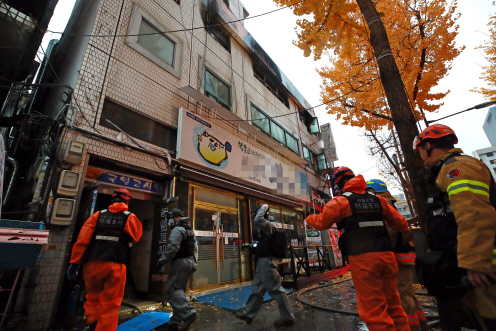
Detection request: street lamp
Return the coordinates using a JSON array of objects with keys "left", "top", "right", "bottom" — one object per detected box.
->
[{"left": 425, "top": 101, "right": 496, "bottom": 125}]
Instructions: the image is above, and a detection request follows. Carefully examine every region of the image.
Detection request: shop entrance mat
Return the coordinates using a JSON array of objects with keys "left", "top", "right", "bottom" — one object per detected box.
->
[{"left": 195, "top": 286, "right": 293, "bottom": 311}]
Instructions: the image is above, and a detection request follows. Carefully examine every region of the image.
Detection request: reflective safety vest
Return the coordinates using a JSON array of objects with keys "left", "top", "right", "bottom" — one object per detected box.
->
[
  {"left": 338, "top": 192, "right": 392, "bottom": 256},
  {"left": 86, "top": 209, "right": 132, "bottom": 264},
  {"left": 173, "top": 222, "right": 196, "bottom": 260}
]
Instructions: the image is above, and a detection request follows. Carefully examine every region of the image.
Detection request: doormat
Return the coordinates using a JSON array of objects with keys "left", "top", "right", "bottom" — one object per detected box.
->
[
  {"left": 117, "top": 312, "right": 171, "bottom": 331},
  {"left": 195, "top": 286, "right": 293, "bottom": 311}
]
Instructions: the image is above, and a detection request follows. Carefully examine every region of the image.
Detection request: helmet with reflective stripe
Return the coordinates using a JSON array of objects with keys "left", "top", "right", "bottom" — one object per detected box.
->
[
  {"left": 366, "top": 179, "right": 389, "bottom": 193},
  {"left": 334, "top": 166, "right": 355, "bottom": 184},
  {"left": 413, "top": 124, "right": 458, "bottom": 150},
  {"left": 112, "top": 188, "right": 131, "bottom": 201}
]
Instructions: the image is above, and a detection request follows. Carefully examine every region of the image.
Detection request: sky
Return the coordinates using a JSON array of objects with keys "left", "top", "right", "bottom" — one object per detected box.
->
[{"left": 39, "top": 0, "right": 496, "bottom": 194}]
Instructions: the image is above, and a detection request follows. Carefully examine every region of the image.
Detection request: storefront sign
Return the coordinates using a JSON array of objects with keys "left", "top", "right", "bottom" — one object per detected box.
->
[
  {"left": 310, "top": 188, "right": 330, "bottom": 213},
  {"left": 177, "top": 109, "right": 309, "bottom": 201},
  {"left": 320, "top": 123, "right": 338, "bottom": 162},
  {"left": 195, "top": 230, "right": 239, "bottom": 238},
  {"left": 86, "top": 167, "right": 164, "bottom": 194}
]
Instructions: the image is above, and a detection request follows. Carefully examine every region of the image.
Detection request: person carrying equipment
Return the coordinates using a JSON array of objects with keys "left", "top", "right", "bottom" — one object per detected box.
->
[
  {"left": 67, "top": 188, "right": 142, "bottom": 331},
  {"left": 307, "top": 167, "right": 410, "bottom": 331},
  {"left": 414, "top": 124, "right": 496, "bottom": 331},
  {"left": 366, "top": 179, "right": 428, "bottom": 331},
  {"left": 234, "top": 204, "right": 295, "bottom": 327},
  {"left": 157, "top": 209, "right": 198, "bottom": 331}
]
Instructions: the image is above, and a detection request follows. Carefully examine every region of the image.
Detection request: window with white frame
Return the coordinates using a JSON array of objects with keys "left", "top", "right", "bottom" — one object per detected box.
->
[
  {"left": 205, "top": 69, "right": 231, "bottom": 110},
  {"left": 251, "top": 103, "right": 300, "bottom": 155},
  {"left": 125, "top": 5, "right": 183, "bottom": 78}
]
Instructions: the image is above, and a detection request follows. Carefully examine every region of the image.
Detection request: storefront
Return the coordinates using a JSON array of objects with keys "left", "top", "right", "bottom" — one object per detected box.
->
[{"left": 149, "top": 108, "right": 312, "bottom": 292}]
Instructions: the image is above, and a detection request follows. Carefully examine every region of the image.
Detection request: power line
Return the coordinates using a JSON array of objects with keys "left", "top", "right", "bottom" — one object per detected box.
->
[{"left": 45, "top": 0, "right": 306, "bottom": 38}]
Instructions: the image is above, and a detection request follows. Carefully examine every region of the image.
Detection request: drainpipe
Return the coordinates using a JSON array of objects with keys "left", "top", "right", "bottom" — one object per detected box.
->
[{"left": 3, "top": 156, "right": 20, "bottom": 209}]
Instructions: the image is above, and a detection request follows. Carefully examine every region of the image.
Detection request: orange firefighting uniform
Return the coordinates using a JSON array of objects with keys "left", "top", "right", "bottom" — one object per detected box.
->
[
  {"left": 426, "top": 148, "right": 496, "bottom": 330},
  {"left": 70, "top": 202, "right": 142, "bottom": 331},
  {"left": 385, "top": 225, "right": 428, "bottom": 331},
  {"left": 306, "top": 175, "right": 410, "bottom": 331},
  {"left": 377, "top": 191, "right": 428, "bottom": 331}
]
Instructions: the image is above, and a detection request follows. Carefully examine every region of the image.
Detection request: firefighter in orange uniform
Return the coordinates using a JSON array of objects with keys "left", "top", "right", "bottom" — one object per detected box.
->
[
  {"left": 414, "top": 124, "right": 496, "bottom": 331},
  {"left": 366, "top": 179, "right": 428, "bottom": 331},
  {"left": 66, "top": 188, "right": 143, "bottom": 331},
  {"left": 306, "top": 167, "right": 410, "bottom": 331}
]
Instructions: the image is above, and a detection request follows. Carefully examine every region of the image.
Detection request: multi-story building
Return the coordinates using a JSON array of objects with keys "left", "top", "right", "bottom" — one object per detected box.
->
[
  {"left": 473, "top": 146, "right": 496, "bottom": 178},
  {"left": 19, "top": 0, "right": 331, "bottom": 329},
  {"left": 483, "top": 106, "right": 496, "bottom": 147}
]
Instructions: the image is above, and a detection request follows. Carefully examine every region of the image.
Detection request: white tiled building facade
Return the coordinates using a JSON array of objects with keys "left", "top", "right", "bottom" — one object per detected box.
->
[{"left": 21, "top": 0, "right": 329, "bottom": 329}]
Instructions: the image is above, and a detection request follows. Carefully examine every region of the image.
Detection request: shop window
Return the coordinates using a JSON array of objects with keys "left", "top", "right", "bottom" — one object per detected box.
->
[
  {"left": 100, "top": 99, "right": 177, "bottom": 150},
  {"left": 195, "top": 187, "right": 237, "bottom": 208},
  {"left": 125, "top": 5, "right": 183, "bottom": 78},
  {"left": 251, "top": 103, "right": 301, "bottom": 156},
  {"left": 253, "top": 66, "right": 289, "bottom": 108},
  {"left": 251, "top": 104, "right": 270, "bottom": 134},
  {"left": 207, "top": 24, "right": 230, "bottom": 52},
  {"left": 205, "top": 69, "right": 231, "bottom": 110},
  {"left": 316, "top": 153, "right": 327, "bottom": 171}
]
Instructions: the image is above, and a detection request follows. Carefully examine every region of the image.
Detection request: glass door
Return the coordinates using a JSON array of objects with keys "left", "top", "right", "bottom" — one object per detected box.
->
[{"left": 192, "top": 202, "right": 241, "bottom": 288}]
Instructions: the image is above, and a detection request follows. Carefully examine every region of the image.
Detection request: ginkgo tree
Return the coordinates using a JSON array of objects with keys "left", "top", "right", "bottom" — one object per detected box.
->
[
  {"left": 474, "top": 13, "right": 496, "bottom": 101},
  {"left": 273, "top": 0, "right": 463, "bottom": 228},
  {"left": 316, "top": 0, "right": 462, "bottom": 130}
]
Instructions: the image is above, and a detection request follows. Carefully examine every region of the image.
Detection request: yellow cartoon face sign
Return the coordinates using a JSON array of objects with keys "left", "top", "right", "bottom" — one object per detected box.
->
[{"left": 197, "top": 131, "right": 232, "bottom": 166}]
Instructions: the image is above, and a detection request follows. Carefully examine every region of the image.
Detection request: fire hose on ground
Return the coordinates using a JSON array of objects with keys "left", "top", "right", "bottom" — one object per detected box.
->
[{"left": 296, "top": 278, "right": 440, "bottom": 327}]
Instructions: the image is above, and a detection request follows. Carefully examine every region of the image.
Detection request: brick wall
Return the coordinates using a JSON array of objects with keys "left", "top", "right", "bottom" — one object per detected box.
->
[{"left": 21, "top": 0, "right": 325, "bottom": 328}]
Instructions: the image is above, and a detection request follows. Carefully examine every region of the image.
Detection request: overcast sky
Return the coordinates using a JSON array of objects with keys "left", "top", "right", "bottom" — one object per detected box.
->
[{"left": 40, "top": 0, "right": 496, "bottom": 194}]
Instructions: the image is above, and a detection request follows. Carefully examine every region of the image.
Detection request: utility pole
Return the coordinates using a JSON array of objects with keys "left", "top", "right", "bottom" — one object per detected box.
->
[{"left": 355, "top": 0, "right": 429, "bottom": 231}]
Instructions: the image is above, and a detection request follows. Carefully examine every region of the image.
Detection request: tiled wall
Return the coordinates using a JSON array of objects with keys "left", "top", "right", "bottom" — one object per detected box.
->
[{"left": 21, "top": 0, "right": 325, "bottom": 329}]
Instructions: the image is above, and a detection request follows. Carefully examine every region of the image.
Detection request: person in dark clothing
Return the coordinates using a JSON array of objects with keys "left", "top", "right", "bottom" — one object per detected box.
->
[
  {"left": 234, "top": 204, "right": 295, "bottom": 327},
  {"left": 157, "top": 209, "right": 198, "bottom": 331}
]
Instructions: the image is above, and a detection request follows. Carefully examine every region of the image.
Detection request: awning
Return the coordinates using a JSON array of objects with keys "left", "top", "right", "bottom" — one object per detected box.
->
[{"left": 178, "top": 165, "right": 303, "bottom": 208}]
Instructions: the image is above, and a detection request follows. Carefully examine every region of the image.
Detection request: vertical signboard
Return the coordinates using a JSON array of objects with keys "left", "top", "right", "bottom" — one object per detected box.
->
[
  {"left": 329, "top": 224, "right": 343, "bottom": 267},
  {"left": 320, "top": 123, "right": 338, "bottom": 162},
  {"left": 148, "top": 198, "right": 177, "bottom": 300},
  {"left": 305, "top": 221, "right": 322, "bottom": 266},
  {"left": 0, "top": 133, "right": 5, "bottom": 219}
]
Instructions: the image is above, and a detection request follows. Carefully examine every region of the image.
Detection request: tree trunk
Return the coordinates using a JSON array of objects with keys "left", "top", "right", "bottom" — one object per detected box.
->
[{"left": 355, "top": 0, "right": 429, "bottom": 233}]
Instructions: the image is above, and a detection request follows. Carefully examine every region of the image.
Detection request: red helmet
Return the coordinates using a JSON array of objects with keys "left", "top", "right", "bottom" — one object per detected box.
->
[
  {"left": 112, "top": 188, "right": 131, "bottom": 201},
  {"left": 413, "top": 124, "right": 458, "bottom": 150},
  {"left": 334, "top": 166, "right": 355, "bottom": 183}
]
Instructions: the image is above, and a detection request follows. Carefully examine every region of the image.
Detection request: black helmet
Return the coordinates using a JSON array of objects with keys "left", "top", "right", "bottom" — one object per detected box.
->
[{"left": 171, "top": 208, "right": 184, "bottom": 218}]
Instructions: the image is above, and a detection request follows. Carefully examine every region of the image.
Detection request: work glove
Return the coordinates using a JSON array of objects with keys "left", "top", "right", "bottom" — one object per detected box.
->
[{"left": 66, "top": 263, "right": 79, "bottom": 281}]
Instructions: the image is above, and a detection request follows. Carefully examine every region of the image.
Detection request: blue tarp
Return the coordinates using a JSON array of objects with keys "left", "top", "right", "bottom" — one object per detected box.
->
[
  {"left": 195, "top": 286, "right": 293, "bottom": 311},
  {"left": 117, "top": 312, "right": 171, "bottom": 331}
]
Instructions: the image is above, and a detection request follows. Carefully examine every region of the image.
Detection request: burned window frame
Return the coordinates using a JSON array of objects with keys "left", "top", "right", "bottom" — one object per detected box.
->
[{"left": 253, "top": 66, "right": 289, "bottom": 108}]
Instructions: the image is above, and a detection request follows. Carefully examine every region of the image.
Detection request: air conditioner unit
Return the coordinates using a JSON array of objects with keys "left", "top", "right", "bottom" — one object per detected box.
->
[
  {"left": 50, "top": 198, "right": 76, "bottom": 226},
  {"left": 57, "top": 170, "right": 81, "bottom": 197}
]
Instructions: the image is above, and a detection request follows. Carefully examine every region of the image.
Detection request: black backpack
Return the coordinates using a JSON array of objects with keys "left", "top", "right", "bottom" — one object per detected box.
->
[{"left": 269, "top": 228, "right": 288, "bottom": 258}]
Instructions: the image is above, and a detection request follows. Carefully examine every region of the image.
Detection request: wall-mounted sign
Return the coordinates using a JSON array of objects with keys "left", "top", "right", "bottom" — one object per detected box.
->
[
  {"left": 310, "top": 188, "right": 330, "bottom": 213},
  {"left": 177, "top": 109, "right": 309, "bottom": 201},
  {"left": 86, "top": 167, "right": 164, "bottom": 194}
]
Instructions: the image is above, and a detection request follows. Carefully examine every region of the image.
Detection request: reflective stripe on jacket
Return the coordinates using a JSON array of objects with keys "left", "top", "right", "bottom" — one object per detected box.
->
[{"left": 426, "top": 148, "right": 496, "bottom": 273}]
